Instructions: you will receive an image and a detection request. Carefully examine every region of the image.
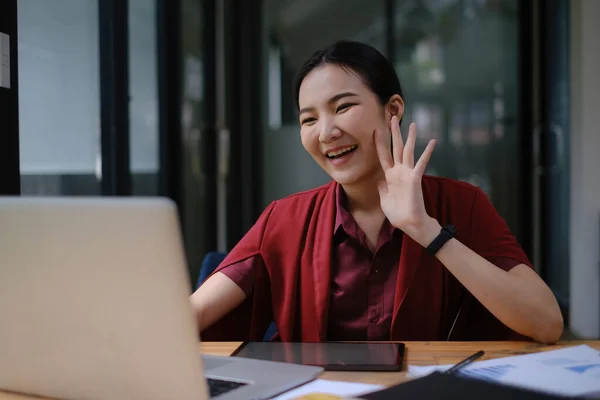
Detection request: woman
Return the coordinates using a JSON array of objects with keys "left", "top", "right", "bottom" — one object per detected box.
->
[{"left": 190, "top": 41, "right": 563, "bottom": 344}]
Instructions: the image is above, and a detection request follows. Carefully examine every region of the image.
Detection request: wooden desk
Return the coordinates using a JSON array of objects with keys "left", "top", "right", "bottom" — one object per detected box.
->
[
  {"left": 1, "top": 341, "right": 599, "bottom": 399},
  {"left": 203, "top": 341, "right": 600, "bottom": 386}
]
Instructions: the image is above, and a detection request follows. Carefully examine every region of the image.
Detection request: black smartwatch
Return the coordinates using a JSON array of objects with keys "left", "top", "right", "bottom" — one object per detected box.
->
[{"left": 425, "top": 224, "right": 456, "bottom": 256}]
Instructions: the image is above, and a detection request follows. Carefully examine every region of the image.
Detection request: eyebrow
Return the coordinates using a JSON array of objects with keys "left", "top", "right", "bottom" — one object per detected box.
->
[{"left": 298, "top": 92, "right": 359, "bottom": 116}]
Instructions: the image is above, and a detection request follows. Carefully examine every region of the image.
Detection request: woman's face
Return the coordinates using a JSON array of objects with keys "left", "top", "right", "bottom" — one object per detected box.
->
[{"left": 297, "top": 64, "right": 403, "bottom": 186}]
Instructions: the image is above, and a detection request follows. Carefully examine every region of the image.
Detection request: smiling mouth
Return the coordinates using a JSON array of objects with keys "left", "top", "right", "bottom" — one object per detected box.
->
[{"left": 325, "top": 145, "right": 358, "bottom": 159}]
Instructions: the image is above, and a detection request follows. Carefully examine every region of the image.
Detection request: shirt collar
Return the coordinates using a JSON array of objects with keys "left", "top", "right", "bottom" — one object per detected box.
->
[
  {"left": 334, "top": 183, "right": 346, "bottom": 235},
  {"left": 334, "top": 182, "right": 398, "bottom": 239}
]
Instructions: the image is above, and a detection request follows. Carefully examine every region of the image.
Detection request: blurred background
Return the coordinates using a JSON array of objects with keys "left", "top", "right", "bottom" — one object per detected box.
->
[{"left": 0, "top": 0, "right": 598, "bottom": 339}]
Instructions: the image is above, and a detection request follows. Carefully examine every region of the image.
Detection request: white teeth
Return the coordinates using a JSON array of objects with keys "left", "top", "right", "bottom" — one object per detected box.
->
[{"left": 326, "top": 145, "right": 357, "bottom": 158}]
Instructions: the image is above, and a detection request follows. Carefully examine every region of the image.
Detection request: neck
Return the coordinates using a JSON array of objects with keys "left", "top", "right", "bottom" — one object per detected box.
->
[{"left": 340, "top": 170, "right": 385, "bottom": 213}]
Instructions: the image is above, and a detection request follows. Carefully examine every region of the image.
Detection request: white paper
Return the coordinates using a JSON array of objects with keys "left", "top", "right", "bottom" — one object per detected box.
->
[
  {"left": 0, "top": 32, "right": 10, "bottom": 89},
  {"left": 409, "top": 345, "right": 600, "bottom": 397},
  {"left": 273, "top": 379, "right": 383, "bottom": 400}
]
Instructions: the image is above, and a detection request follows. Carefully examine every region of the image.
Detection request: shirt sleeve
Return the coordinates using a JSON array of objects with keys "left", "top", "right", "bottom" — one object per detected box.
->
[
  {"left": 201, "top": 202, "right": 276, "bottom": 342},
  {"left": 486, "top": 256, "right": 525, "bottom": 272},
  {"left": 219, "top": 257, "right": 257, "bottom": 296},
  {"left": 448, "top": 188, "right": 535, "bottom": 341},
  {"left": 470, "top": 187, "right": 533, "bottom": 269}
]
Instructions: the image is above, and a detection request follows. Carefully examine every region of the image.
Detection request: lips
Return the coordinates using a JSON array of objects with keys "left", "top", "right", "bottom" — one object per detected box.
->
[{"left": 325, "top": 145, "right": 358, "bottom": 159}]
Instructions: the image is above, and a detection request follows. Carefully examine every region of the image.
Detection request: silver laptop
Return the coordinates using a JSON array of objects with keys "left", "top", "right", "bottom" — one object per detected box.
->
[{"left": 0, "top": 197, "right": 322, "bottom": 400}]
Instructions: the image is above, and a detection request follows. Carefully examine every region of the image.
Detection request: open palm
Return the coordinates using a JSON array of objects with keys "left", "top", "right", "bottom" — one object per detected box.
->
[{"left": 375, "top": 116, "right": 436, "bottom": 239}]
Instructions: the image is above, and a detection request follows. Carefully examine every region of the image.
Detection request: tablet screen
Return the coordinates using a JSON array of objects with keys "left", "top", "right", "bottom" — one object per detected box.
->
[{"left": 232, "top": 342, "right": 405, "bottom": 371}]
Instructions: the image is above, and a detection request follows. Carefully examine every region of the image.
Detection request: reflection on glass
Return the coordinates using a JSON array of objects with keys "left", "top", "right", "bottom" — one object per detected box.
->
[
  {"left": 181, "top": 0, "right": 207, "bottom": 283},
  {"left": 394, "top": 0, "right": 521, "bottom": 237},
  {"left": 18, "top": 0, "right": 101, "bottom": 195},
  {"left": 129, "top": 0, "right": 159, "bottom": 195}
]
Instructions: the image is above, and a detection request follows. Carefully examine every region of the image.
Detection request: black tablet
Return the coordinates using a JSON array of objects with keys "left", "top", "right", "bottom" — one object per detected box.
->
[{"left": 231, "top": 341, "right": 405, "bottom": 371}]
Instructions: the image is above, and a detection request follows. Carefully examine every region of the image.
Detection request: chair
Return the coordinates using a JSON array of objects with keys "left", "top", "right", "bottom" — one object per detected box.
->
[{"left": 197, "top": 251, "right": 277, "bottom": 342}]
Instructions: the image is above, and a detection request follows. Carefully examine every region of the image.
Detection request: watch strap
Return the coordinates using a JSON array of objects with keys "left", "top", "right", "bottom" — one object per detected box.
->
[{"left": 426, "top": 224, "right": 456, "bottom": 256}]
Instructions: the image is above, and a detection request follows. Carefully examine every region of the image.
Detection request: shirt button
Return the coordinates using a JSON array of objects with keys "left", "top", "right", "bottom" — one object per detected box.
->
[{"left": 370, "top": 314, "right": 379, "bottom": 323}]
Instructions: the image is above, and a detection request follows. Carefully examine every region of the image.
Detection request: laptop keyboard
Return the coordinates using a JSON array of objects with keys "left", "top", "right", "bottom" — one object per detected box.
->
[{"left": 207, "top": 378, "right": 247, "bottom": 398}]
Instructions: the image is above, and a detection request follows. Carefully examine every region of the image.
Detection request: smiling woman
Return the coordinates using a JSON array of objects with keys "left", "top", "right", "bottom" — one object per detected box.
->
[{"left": 190, "top": 41, "right": 564, "bottom": 345}]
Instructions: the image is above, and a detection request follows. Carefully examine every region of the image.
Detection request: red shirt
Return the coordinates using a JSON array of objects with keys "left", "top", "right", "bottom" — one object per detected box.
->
[
  {"left": 218, "top": 183, "right": 521, "bottom": 341},
  {"left": 203, "top": 178, "right": 532, "bottom": 342}
]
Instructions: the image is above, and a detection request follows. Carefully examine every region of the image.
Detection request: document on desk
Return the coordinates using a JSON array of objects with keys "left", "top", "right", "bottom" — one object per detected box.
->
[
  {"left": 272, "top": 379, "right": 383, "bottom": 400},
  {"left": 409, "top": 345, "right": 600, "bottom": 397}
]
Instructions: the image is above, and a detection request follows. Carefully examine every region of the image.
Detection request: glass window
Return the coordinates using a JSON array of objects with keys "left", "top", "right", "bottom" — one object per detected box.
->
[
  {"left": 262, "top": 0, "right": 387, "bottom": 204},
  {"left": 181, "top": 0, "right": 207, "bottom": 282},
  {"left": 18, "top": 0, "right": 101, "bottom": 195},
  {"left": 394, "top": 0, "right": 522, "bottom": 238},
  {"left": 129, "top": 0, "right": 159, "bottom": 195}
]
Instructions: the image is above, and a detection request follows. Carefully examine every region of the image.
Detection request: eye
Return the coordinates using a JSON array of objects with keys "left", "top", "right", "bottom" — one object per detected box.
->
[
  {"left": 301, "top": 117, "right": 317, "bottom": 126},
  {"left": 336, "top": 103, "right": 355, "bottom": 113}
]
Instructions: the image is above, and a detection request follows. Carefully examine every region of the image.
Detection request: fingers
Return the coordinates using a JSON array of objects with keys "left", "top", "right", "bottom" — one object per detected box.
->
[
  {"left": 414, "top": 139, "right": 436, "bottom": 176},
  {"left": 391, "top": 115, "right": 404, "bottom": 165},
  {"left": 403, "top": 123, "right": 417, "bottom": 167},
  {"left": 377, "top": 120, "right": 433, "bottom": 174},
  {"left": 374, "top": 128, "right": 394, "bottom": 170}
]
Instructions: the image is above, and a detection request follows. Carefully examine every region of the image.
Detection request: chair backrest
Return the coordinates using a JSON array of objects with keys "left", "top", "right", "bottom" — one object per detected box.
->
[{"left": 196, "top": 251, "right": 227, "bottom": 289}]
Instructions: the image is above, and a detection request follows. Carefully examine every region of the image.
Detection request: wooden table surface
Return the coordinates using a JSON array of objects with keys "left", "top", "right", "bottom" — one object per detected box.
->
[
  {"left": 1, "top": 341, "right": 599, "bottom": 399},
  {"left": 201, "top": 340, "right": 600, "bottom": 386}
]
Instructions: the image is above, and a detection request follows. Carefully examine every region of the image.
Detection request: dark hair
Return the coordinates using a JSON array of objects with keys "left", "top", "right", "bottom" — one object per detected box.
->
[{"left": 293, "top": 40, "right": 404, "bottom": 110}]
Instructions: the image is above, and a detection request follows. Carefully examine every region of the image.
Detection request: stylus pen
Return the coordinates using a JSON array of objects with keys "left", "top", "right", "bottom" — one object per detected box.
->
[{"left": 444, "top": 350, "right": 485, "bottom": 374}]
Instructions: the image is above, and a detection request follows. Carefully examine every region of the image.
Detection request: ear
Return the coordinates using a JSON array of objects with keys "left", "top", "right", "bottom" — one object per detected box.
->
[{"left": 386, "top": 94, "right": 405, "bottom": 126}]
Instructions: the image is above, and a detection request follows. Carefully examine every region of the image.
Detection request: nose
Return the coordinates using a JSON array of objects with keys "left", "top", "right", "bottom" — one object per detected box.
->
[{"left": 318, "top": 117, "right": 342, "bottom": 143}]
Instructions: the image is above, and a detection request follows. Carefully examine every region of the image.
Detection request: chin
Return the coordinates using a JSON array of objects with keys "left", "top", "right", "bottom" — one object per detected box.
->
[{"left": 327, "top": 168, "right": 370, "bottom": 186}]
